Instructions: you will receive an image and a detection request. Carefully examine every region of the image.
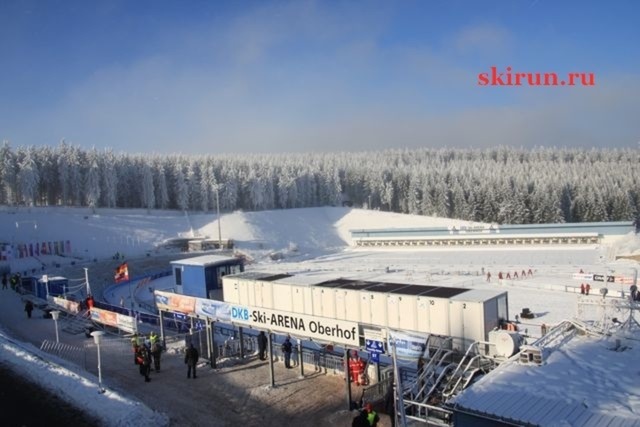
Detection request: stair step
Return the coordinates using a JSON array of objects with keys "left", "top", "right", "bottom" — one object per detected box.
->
[{"left": 59, "top": 310, "right": 91, "bottom": 335}]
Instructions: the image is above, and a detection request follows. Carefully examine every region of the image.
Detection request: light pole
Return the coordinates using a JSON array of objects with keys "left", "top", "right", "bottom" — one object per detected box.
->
[
  {"left": 51, "top": 310, "right": 60, "bottom": 343},
  {"left": 215, "top": 185, "right": 222, "bottom": 250},
  {"left": 91, "top": 331, "right": 106, "bottom": 394}
]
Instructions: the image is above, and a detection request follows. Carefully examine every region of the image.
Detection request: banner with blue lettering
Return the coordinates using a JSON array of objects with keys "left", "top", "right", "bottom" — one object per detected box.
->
[
  {"left": 388, "top": 329, "right": 429, "bottom": 360},
  {"left": 196, "top": 298, "right": 231, "bottom": 322},
  {"left": 230, "top": 305, "right": 359, "bottom": 346}
]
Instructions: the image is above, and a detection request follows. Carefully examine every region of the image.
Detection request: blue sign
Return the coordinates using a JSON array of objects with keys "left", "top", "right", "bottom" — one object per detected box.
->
[
  {"left": 365, "top": 339, "right": 385, "bottom": 354},
  {"left": 370, "top": 352, "right": 380, "bottom": 363}
]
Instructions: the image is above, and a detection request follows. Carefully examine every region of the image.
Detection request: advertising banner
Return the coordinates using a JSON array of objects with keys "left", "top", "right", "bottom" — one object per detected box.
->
[
  {"left": 90, "top": 307, "right": 136, "bottom": 334},
  {"left": 195, "top": 298, "right": 231, "bottom": 322},
  {"left": 155, "top": 290, "right": 232, "bottom": 321},
  {"left": 155, "top": 290, "right": 197, "bottom": 315},
  {"left": 51, "top": 296, "right": 81, "bottom": 314},
  {"left": 387, "top": 329, "right": 429, "bottom": 360},
  {"left": 572, "top": 273, "right": 594, "bottom": 281}
]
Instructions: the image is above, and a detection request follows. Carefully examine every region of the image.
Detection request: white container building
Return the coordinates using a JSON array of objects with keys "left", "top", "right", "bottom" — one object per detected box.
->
[{"left": 223, "top": 272, "right": 509, "bottom": 350}]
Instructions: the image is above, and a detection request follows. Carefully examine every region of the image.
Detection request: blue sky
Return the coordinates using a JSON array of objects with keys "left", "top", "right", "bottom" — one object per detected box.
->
[{"left": 1, "top": 0, "right": 638, "bottom": 154}]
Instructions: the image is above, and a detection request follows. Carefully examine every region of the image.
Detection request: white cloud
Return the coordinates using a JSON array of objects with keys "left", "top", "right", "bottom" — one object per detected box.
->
[{"left": 453, "top": 23, "right": 513, "bottom": 54}]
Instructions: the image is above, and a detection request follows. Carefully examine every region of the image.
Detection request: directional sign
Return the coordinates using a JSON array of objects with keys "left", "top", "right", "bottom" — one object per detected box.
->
[
  {"left": 365, "top": 339, "right": 385, "bottom": 354},
  {"left": 369, "top": 352, "right": 380, "bottom": 363}
]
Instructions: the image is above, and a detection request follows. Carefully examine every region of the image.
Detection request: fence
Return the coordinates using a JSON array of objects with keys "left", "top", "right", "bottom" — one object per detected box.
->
[
  {"left": 271, "top": 343, "right": 346, "bottom": 376},
  {"left": 181, "top": 328, "right": 348, "bottom": 375},
  {"left": 40, "top": 340, "right": 87, "bottom": 369}
]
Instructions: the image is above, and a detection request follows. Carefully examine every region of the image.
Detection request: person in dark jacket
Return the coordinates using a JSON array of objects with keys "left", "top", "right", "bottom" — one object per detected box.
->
[
  {"left": 136, "top": 345, "right": 152, "bottom": 382},
  {"left": 257, "top": 331, "right": 268, "bottom": 360},
  {"left": 185, "top": 343, "right": 199, "bottom": 379},
  {"left": 281, "top": 336, "right": 293, "bottom": 368},
  {"left": 151, "top": 341, "right": 162, "bottom": 372},
  {"left": 384, "top": 385, "right": 396, "bottom": 427},
  {"left": 24, "top": 300, "right": 34, "bottom": 318},
  {"left": 352, "top": 409, "right": 369, "bottom": 427}
]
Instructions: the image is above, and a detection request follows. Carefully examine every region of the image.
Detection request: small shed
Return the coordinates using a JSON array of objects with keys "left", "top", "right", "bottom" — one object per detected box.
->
[
  {"left": 20, "top": 275, "right": 69, "bottom": 299},
  {"left": 170, "top": 255, "right": 244, "bottom": 300}
]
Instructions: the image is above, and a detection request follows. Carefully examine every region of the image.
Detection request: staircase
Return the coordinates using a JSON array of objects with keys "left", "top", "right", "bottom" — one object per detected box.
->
[
  {"left": 442, "top": 343, "right": 496, "bottom": 399},
  {"left": 60, "top": 309, "right": 91, "bottom": 335}
]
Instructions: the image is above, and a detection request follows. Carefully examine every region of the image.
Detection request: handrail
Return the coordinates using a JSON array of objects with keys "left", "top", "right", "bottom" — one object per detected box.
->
[{"left": 441, "top": 340, "right": 494, "bottom": 398}]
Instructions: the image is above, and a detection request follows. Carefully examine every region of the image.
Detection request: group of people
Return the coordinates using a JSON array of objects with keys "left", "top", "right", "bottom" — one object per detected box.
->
[
  {"left": 131, "top": 331, "right": 201, "bottom": 382},
  {"left": 2, "top": 272, "right": 21, "bottom": 290},
  {"left": 494, "top": 269, "right": 534, "bottom": 281},
  {"left": 580, "top": 283, "right": 592, "bottom": 295},
  {"left": 131, "top": 331, "right": 164, "bottom": 382}
]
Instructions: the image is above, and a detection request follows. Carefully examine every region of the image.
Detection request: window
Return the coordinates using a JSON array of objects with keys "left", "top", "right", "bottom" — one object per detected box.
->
[{"left": 175, "top": 267, "right": 182, "bottom": 286}]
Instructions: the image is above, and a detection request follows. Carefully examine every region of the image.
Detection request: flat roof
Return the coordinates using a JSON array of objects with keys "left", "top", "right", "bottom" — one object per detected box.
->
[
  {"left": 449, "top": 288, "right": 508, "bottom": 302},
  {"left": 450, "top": 322, "right": 640, "bottom": 425},
  {"left": 350, "top": 221, "right": 635, "bottom": 239},
  {"left": 313, "top": 276, "right": 471, "bottom": 299},
  {"left": 227, "top": 271, "right": 274, "bottom": 281},
  {"left": 170, "top": 254, "right": 241, "bottom": 267},
  {"left": 228, "top": 271, "right": 509, "bottom": 301}
]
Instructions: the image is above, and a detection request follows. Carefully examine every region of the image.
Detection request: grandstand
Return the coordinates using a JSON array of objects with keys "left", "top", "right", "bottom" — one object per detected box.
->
[{"left": 350, "top": 221, "right": 635, "bottom": 248}]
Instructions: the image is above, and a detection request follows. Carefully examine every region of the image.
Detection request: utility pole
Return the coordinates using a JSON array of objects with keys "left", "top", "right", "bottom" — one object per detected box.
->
[{"left": 215, "top": 186, "right": 222, "bottom": 250}]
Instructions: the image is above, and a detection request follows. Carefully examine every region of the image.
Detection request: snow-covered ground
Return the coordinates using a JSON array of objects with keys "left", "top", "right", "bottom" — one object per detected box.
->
[{"left": 1, "top": 206, "right": 639, "bottom": 426}]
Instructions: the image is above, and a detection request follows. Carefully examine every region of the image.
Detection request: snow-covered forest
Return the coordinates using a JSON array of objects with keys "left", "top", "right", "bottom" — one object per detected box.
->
[{"left": 1, "top": 141, "right": 638, "bottom": 224}]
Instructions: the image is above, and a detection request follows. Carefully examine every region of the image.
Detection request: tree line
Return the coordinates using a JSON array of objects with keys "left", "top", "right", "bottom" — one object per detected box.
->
[{"left": 1, "top": 141, "right": 638, "bottom": 225}]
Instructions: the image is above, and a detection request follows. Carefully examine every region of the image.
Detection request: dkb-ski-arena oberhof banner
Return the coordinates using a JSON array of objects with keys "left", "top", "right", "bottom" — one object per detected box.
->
[
  {"left": 154, "top": 291, "right": 358, "bottom": 346},
  {"left": 230, "top": 305, "right": 359, "bottom": 347}
]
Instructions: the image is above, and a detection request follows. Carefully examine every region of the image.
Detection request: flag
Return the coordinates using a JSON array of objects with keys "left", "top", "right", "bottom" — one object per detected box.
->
[{"left": 115, "top": 262, "right": 129, "bottom": 283}]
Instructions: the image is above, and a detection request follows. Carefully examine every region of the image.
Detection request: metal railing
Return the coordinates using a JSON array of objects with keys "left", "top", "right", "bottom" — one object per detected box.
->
[{"left": 40, "top": 340, "right": 87, "bottom": 369}]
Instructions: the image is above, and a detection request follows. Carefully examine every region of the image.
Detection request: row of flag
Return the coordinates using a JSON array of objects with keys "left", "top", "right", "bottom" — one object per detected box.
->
[{"left": 0, "top": 241, "right": 72, "bottom": 260}]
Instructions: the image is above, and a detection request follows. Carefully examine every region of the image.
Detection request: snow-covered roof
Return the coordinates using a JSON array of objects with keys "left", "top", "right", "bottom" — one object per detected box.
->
[
  {"left": 169, "top": 254, "right": 239, "bottom": 267},
  {"left": 449, "top": 321, "right": 640, "bottom": 426}
]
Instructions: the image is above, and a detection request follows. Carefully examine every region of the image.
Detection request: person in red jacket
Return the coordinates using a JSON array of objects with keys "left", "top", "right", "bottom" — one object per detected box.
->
[
  {"left": 349, "top": 351, "right": 364, "bottom": 385},
  {"left": 86, "top": 294, "right": 95, "bottom": 310}
]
